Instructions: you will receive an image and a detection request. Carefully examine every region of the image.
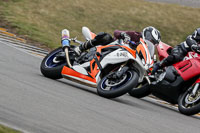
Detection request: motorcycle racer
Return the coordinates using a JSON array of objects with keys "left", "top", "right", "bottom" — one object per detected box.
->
[
  {"left": 73, "top": 32, "right": 113, "bottom": 56},
  {"left": 152, "top": 28, "right": 200, "bottom": 74},
  {"left": 62, "top": 26, "right": 161, "bottom": 56},
  {"left": 114, "top": 26, "right": 161, "bottom": 48}
]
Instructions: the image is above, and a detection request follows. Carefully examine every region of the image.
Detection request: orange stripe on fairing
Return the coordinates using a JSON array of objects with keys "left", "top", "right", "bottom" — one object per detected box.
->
[
  {"left": 140, "top": 39, "right": 151, "bottom": 62},
  {"left": 141, "top": 39, "right": 151, "bottom": 63},
  {"left": 121, "top": 46, "right": 136, "bottom": 58},
  {"left": 136, "top": 38, "right": 152, "bottom": 64},
  {"left": 96, "top": 45, "right": 136, "bottom": 58},
  {"left": 61, "top": 66, "right": 96, "bottom": 83},
  {"left": 88, "top": 58, "right": 100, "bottom": 78},
  {"left": 136, "top": 43, "right": 147, "bottom": 62},
  {"left": 96, "top": 45, "right": 116, "bottom": 50}
]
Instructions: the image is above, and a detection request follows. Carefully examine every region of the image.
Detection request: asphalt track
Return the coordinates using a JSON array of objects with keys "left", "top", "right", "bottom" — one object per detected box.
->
[
  {"left": 0, "top": 1, "right": 200, "bottom": 133},
  {"left": 0, "top": 37, "right": 200, "bottom": 133}
]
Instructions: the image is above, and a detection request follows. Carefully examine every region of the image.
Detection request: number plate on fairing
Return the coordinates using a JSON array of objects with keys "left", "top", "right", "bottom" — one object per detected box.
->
[{"left": 116, "top": 52, "right": 128, "bottom": 57}]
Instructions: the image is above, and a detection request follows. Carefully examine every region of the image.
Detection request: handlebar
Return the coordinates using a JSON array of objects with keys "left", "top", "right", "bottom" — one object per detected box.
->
[
  {"left": 62, "top": 37, "right": 83, "bottom": 68},
  {"left": 128, "top": 40, "right": 137, "bottom": 45},
  {"left": 69, "top": 37, "right": 83, "bottom": 45},
  {"left": 118, "top": 38, "right": 137, "bottom": 46}
]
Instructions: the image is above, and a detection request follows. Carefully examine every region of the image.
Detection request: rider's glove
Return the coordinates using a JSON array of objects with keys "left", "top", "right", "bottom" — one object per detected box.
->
[
  {"left": 191, "top": 44, "right": 200, "bottom": 53},
  {"left": 120, "top": 32, "right": 131, "bottom": 44},
  {"left": 151, "top": 62, "right": 161, "bottom": 75}
]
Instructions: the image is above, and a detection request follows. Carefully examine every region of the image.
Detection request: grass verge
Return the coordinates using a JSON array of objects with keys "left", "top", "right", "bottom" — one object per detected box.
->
[
  {"left": 0, "top": 124, "right": 21, "bottom": 133},
  {"left": 0, "top": 0, "right": 200, "bottom": 49}
]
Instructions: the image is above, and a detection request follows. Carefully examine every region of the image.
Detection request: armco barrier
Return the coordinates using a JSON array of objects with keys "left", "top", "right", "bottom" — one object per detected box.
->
[
  {"left": 0, "top": 27, "right": 26, "bottom": 43},
  {"left": 0, "top": 27, "right": 48, "bottom": 55}
]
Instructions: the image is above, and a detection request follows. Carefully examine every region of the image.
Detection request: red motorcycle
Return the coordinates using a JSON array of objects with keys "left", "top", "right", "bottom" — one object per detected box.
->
[{"left": 129, "top": 41, "right": 200, "bottom": 115}]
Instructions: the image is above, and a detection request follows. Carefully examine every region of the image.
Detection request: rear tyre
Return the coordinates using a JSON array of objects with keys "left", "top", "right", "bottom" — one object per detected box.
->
[
  {"left": 128, "top": 83, "right": 151, "bottom": 98},
  {"left": 40, "top": 47, "right": 66, "bottom": 79},
  {"left": 97, "top": 70, "right": 139, "bottom": 98},
  {"left": 178, "top": 86, "right": 200, "bottom": 116}
]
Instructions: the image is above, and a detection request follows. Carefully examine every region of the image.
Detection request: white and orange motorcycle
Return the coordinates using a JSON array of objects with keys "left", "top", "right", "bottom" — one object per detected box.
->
[{"left": 40, "top": 27, "right": 154, "bottom": 98}]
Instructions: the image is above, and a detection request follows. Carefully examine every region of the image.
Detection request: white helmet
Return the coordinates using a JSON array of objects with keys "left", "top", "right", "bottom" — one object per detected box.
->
[
  {"left": 142, "top": 26, "right": 161, "bottom": 45},
  {"left": 193, "top": 28, "right": 200, "bottom": 40}
]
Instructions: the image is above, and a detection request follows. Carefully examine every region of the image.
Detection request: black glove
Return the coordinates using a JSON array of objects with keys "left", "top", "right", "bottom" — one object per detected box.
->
[
  {"left": 120, "top": 32, "right": 131, "bottom": 44},
  {"left": 151, "top": 62, "right": 161, "bottom": 75},
  {"left": 191, "top": 44, "right": 200, "bottom": 53}
]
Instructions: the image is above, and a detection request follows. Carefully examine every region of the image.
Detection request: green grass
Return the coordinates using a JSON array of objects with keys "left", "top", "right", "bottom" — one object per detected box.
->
[
  {"left": 0, "top": 0, "right": 200, "bottom": 49},
  {"left": 0, "top": 124, "right": 21, "bottom": 133}
]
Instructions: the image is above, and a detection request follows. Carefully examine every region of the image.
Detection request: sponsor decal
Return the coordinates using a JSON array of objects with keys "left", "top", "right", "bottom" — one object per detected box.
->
[
  {"left": 183, "top": 52, "right": 198, "bottom": 60},
  {"left": 117, "top": 52, "right": 128, "bottom": 57}
]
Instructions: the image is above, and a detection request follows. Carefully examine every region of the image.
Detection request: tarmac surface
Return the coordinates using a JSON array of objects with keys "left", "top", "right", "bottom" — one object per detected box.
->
[
  {"left": 0, "top": 1, "right": 200, "bottom": 132},
  {"left": 0, "top": 35, "right": 200, "bottom": 133}
]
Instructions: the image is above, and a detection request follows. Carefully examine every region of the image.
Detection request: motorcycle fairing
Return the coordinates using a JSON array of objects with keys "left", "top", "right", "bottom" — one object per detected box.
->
[
  {"left": 195, "top": 78, "right": 200, "bottom": 83},
  {"left": 62, "top": 66, "right": 97, "bottom": 85},
  {"left": 156, "top": 42, "right": 173, "bottom": 61},
  {"left": 151, "top": 66, "right": 185, "bottom": 104},
  {"left": 61, "top": 54, "right": 100, "bottom": 86},
  {"left": 61, "top": 41, "right": 152, "bottom": 86},
  {"left": 137, "top": 38, "right": 153, "bottom": 67},
  {"left": 99, "top": 46, "right": 147, "bottom": 82},
  {"left": 151, "top": 58, "right": 200, "bottom": 104},
  {"left": 173, "top": 57, "right": 200, "bottom": 81},
  {"left": 61, "top": 45, "right": 136, "bottom": 86},
  {"left": 98, "top": 43, "right": 153, "bottom": 83},
  {"left": 183, "top": 52, "right": 199, "bottom": 60}
]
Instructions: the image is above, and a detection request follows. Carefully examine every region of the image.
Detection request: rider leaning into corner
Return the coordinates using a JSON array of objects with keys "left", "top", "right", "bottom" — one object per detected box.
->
[
  {"left": 61, "top": 26, "right": 161, "bottom": 57},
  {"left": 152, "top": 28, "right": 200, "bottom": 74}
]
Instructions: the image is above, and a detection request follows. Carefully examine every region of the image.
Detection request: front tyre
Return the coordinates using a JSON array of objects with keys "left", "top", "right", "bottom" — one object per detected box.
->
[
  {"left": 97, "top": 70, "right": 139, "bottom": 98},
  {"left": 128, "top": 83, "right": 151, "bottom": 98},
  {"left": 178, "top": 86, "right": 200, "bottom": 115},
  {"left": 40, "top": 47, "right": 66, "bottom": 79}
]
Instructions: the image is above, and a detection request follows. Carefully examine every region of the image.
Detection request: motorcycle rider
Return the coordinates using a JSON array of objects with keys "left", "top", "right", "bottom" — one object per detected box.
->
[
  {"left": 61, "top": 26, "right": 161, "bottom": 56},
  {"left": 152, "top": 28, "right": 200, "bottom": 74},
  {"left": 113, "top": 26, "right": 161, "bottom": 49}
]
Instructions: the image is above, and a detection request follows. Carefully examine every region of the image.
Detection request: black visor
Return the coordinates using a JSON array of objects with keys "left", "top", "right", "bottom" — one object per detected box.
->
[{"left": 145, "top": 31, "right": 158, "bottom": 45}]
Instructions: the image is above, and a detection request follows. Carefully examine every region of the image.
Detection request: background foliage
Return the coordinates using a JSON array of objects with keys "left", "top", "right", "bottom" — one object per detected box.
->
[{"left": 0, "top": 0, "right": 200, "bottom": 48}]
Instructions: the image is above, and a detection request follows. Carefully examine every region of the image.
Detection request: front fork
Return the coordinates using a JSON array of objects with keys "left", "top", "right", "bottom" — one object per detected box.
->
[
  {"left": 191, "top": 78, "right": 200, "bottom": 97},
  {"left": 115, "top": 62, "right": 129, "bottom": 78},
  {"left": 64, "top": 48, "right": 72, "bottom": 68}
]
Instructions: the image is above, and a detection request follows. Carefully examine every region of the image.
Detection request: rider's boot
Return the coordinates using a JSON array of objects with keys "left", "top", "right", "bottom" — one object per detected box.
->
[
  {"left": 74, "top": 32, "right": 114, "bottom": 56},
  {"left": 74, "top": 40, "right": 94, "bottom": 56}
]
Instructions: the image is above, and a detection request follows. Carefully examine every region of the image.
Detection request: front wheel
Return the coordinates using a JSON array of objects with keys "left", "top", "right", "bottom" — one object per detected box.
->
[
  {"left": 128, "top": 83, "right": 151, "bottom": 98},
  {"left": 40, "top": 47, "right": 66, "bottom": 79},
  {"left": 97, "top": 70, "right": 139, "bottom": 98},
  {"left": 178, "top": 85, "right": 200, "bottom": 115}
]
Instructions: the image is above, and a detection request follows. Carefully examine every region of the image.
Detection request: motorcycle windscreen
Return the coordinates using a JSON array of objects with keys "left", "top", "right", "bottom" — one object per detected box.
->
[{"left": 145, "top": 40, "right": 155, "bottom": 58}]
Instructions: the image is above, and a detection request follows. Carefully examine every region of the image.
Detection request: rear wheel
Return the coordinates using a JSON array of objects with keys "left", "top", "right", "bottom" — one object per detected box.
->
[
  {"left": 178, "top": 85, "right": 200, "bottom": 115},
  {"left": 97, "top": 70, "right": 139, "bottom": 98},
  {"left": 128, "top": 83, "right": 151, "bottom": 98},
  {"left": 40, "top": 47, "right": 66, "bottom": 79}
]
